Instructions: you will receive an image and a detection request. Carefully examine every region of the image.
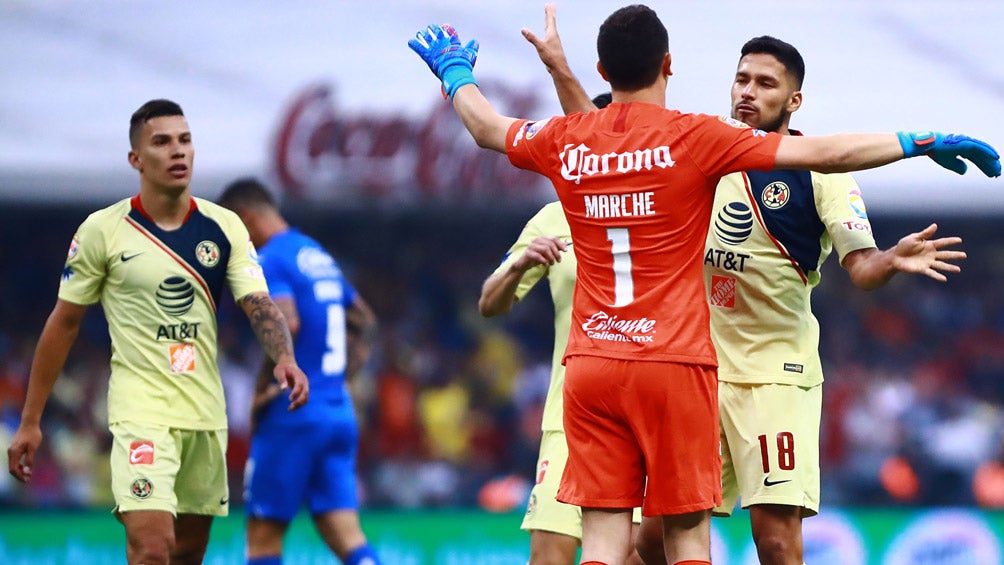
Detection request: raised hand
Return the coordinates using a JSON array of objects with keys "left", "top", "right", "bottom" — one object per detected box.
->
[
  {"left": 409, "top": 24, "right": 479, "bottom": 98},
  {"left": 890, "top": 223, "right": 966, "bottom": 282},
  {"left": 521, "top": 3, "right": 569, "bottom": 76},
  {"left": 897, "top": 131, "right": 1001, "bottom": 177}
]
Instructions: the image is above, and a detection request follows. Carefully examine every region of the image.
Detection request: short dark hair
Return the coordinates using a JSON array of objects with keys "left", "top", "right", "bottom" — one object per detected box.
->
[
  {"left": 217, "top": 177, "right": 278, "bottom": 211},
  {"left": 129, "top": 99, "right": 184, "bottom": 148},
  {"left": 740, "top": 36, "right": 805, "bottom": 89},
  {"left": 592, "top": 92, "right": 613, "bottom": 109},
  {"left": 597, "top": 5, "right": 668, "bottom": 91}
]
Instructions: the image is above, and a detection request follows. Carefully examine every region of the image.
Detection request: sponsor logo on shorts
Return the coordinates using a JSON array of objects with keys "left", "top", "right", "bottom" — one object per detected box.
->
[
  {"left": 131, "top": 478, "right": 153, "bottom": 499},
  {"left": 525, "top": 493, "right": 537, "bottom": 516},
  {"left": 710, "top": 276, "right": 736, "bottom": 308},
  {"left": 783, "top": 363, "right": 804, "bottom": 373},
  {"left": 763, "top": 477, "right": 793, "bottom": 487},
  {"left": 129, "top": 441, "right": 155, "bottom": 465},
  {"left": 536, "top": 460, "right": 549, "bottom": 485}
]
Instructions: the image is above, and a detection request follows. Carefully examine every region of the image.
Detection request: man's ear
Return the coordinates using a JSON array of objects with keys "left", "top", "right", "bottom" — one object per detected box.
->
[
  {"left": 663, "top": 52, "right": 673, "bottom": 77},
  {"left": 596, "top": 60, "right": 609, "bottom": 82},
  {"left": 128, "top": 150, "right": 141, "bottom": 172}
]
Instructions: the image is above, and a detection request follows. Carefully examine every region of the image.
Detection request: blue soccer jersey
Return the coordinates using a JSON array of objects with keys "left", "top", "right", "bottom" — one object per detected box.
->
[
  {"left": 257, "top": 228, "right": 358, "bottom": 423},
  {"left": 245, "top": 228, "right": 361, "bottom": 519}
]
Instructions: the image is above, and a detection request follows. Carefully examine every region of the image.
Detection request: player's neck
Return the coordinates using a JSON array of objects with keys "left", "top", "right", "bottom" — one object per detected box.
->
[
  {"left": 137, "top": 185, "right": 192, "bottom": 230},
  {"left": 611, "top": 85, "right": 666, "bottom": 107}
]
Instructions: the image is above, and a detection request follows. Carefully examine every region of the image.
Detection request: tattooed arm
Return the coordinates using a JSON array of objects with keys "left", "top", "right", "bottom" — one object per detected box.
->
[{"left": 240, "top": 291, "right": 309, "bottom": 410}]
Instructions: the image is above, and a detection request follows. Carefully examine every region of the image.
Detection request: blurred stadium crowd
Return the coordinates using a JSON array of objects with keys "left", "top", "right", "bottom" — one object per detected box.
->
[{"left": 1, "top": 204, "right": 1003, "bottom": 511}]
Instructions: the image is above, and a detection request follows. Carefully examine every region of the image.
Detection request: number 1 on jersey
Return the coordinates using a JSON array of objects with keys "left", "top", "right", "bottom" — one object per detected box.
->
[{"left": 607, "top": 227, "right": 634, "bottom": 306}]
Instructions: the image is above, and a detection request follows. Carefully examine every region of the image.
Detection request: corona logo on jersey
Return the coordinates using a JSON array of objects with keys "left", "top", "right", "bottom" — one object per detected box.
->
[
  {"left": 581, "top": 311, "right": 656, "bottom": 343},
  {"left": 558, "top": 143, "right": 675, "bottom": 184}
]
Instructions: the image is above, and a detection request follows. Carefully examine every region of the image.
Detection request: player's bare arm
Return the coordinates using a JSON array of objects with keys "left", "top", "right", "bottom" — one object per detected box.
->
[
  {"left": 345, "top": 297, "right": 377, "bottom": 381},
  {"left": 776, "top": 132, "right": 1000, "bottom": 176},
  {"left": 240, "top": 291, "right": 309, "bottom": 410},
  {"left": 7, "top": 299, "right": 87, "bottom": 482},
  {"left": 522, "top": 3, "right": 595, "bottom": 115},
  {"left": 843, "top": 223, "right": 965, "bottom": 290},
  {"left": 479, "top": 236, "right": 567, "bottom": 317}
]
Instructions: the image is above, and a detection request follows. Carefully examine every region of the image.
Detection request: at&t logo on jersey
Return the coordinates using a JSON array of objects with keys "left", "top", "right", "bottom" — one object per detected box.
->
[
  {"left": 761, "top": 181, "right": 790, "bottom": 209},
  {"left": 581, "top": 311, "right": 656, "bottom": 343},
  {"left": 713, "top": 202, "right": 754, "bottom": 245}
]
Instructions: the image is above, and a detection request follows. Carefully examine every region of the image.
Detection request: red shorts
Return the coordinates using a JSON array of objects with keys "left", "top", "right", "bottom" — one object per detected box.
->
[{"left": 556, "top": 356, "right": 721, "bottom": 516}]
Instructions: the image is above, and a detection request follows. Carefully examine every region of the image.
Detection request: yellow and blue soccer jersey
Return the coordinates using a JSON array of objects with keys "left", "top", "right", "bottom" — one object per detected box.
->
[
  {"left": 493, "top": 202, "right": 574, "bottom": 432},
  {"left": 58, "top": 196, "right": 267, "bottom": 429},
  {"left": 705, "top": 168, "right": 876, "bottom": 387}
]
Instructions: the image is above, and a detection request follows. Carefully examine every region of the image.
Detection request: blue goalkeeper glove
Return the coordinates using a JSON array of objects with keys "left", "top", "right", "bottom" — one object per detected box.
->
[
  {"left": 897, "top": 131, "right": 1001, "bottom": 177},
  {"left": 409, "top": 24, "right": 480, "bottom": 99}
]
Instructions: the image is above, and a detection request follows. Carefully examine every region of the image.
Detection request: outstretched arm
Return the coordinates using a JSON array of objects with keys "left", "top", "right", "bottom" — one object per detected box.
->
[
  {"left": 776, "top": 132, "right": 1001, "bottom": 177},
  {"left": 240, "top": 291, "right": 309, "bottom": 410},
  {"left": 522, "top": 3, "right": 595, "bottom": 115},
  {"left": 7, "top": 299, "right": 87, "bottom": 482},
  {"left": 842, "top": 223, "right": 965, "bottom": 290},
  {"left": 479, "top": 236, "right": 567, "bottom": 317}
]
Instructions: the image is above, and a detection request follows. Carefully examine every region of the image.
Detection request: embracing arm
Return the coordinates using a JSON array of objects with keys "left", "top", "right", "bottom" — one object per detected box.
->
[
  {"left": 7, "top": 299, "right": 87, "bottom": 482},
  {"left": 240, "top": 291, "right": 308, "bottom": 410},
  {"left": 776, "top": 132, "right": 1001, "bottom": 177},
  {"left": 842, "top": 223, "right": 965, "bottom": 290}
]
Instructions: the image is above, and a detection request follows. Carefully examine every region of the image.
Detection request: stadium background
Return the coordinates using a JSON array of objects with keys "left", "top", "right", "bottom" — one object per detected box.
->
[{"left": 1, "top": 1, "right": 1003, "bottom": 563}]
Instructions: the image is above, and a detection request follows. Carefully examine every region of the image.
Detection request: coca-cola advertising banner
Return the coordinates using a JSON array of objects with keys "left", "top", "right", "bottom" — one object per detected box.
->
[{"left": 1, "top": 1, "right": 1002, "bottom": 211}]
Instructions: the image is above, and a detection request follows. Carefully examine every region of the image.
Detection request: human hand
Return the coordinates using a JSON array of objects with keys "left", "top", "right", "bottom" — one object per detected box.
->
[
  {"left": 891, "top": 223, "right": 966, "bottom": 282},
  {"left": 273, "top": 358, "right": 309, "bottom": 411},
  {"left": 897, "top": 131, "right": 1001, "bottom": 177},
  {"left": 521, "top": 4, "right": 571, "bottom": 76},
  {"left": 7, "top": 423, "right": 42, "bottom": 483},
  {"left": 511, "top": 236, "right": 569, "bottom": 273},
  {"left": 409, "top": 24, "right": 479, "bottom": 98}
]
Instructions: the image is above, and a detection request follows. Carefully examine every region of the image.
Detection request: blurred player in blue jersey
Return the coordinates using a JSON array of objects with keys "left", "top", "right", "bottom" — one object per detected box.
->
[{"left": 218, "top": 179, "right": 380, "bottom": 565}]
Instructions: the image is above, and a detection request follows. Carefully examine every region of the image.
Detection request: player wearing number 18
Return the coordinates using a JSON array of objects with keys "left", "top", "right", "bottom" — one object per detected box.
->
[
  {"left": 409, "top": 5, "right": 1000, "bottom": 565},
  {"left": 218, "top": 179, "right": 381, "bottom": 565}
]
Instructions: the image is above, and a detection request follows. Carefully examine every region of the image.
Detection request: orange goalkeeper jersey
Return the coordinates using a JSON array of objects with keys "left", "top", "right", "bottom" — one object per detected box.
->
[{"left": 506, "top": 102, "right": 781, "bottom": 366}]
